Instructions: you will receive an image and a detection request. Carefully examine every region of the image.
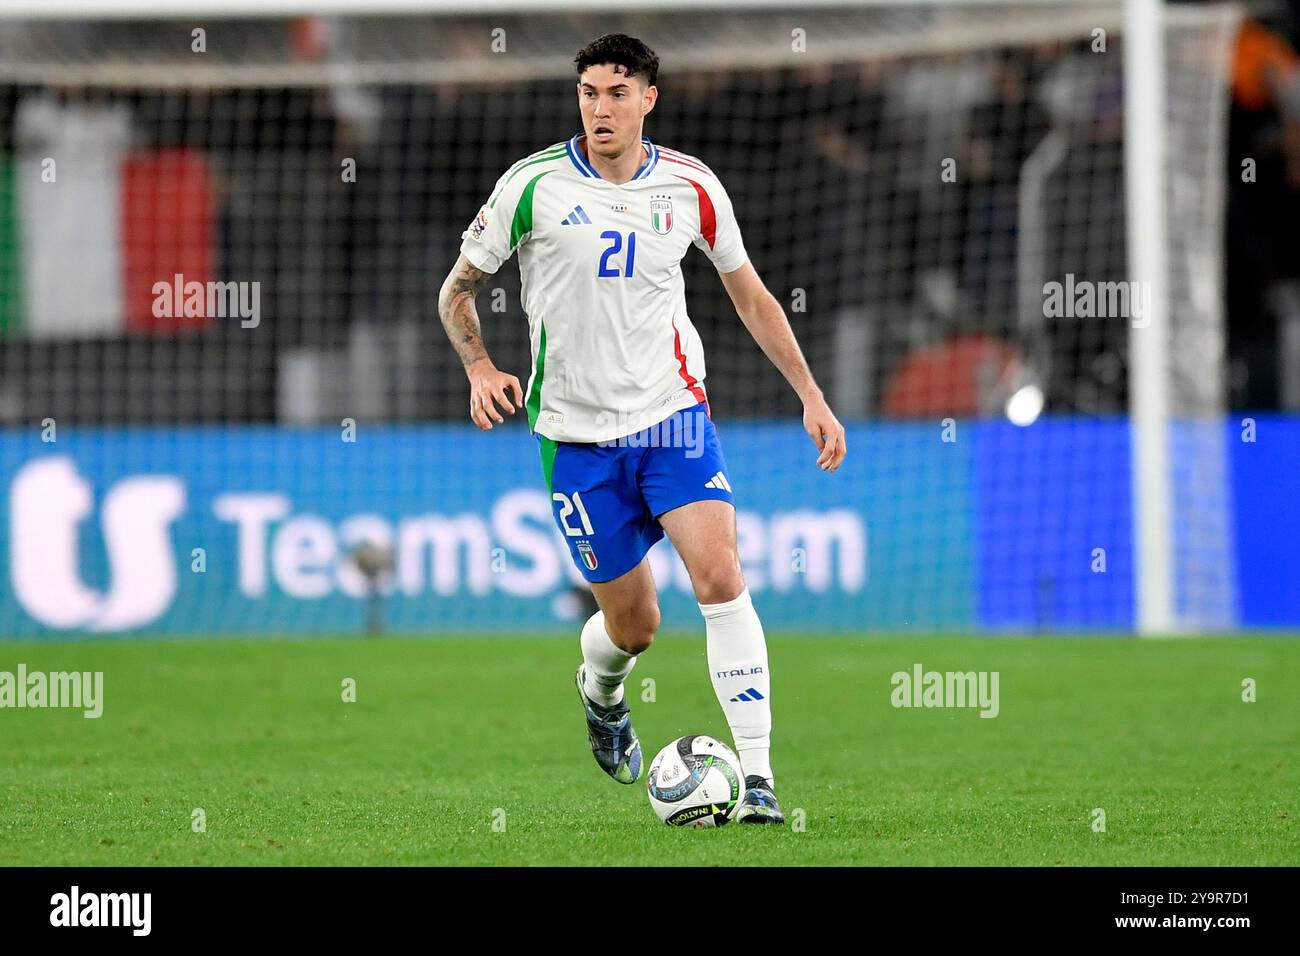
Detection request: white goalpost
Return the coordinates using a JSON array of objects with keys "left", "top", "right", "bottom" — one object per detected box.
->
[{"left": 1125, "top": 0, "right": 1177, "bottom": 634}]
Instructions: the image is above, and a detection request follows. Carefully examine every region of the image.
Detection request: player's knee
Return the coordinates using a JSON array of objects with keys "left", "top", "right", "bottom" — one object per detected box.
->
[
  {"left": 692, "top": 562, "right": 745, "bottom": 606},
  {"left": 606, "top": 602, "right": 659, "bottom": 654}
]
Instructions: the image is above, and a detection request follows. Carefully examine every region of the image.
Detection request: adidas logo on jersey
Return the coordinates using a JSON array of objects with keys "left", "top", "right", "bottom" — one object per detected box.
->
[
  {"left": 560, "top": 205, "right": 592, "bottom": 225},
  {"left": 704, "top": 472, "right": 732, "bottom": 492},
  {"left": 729, "top": 687, "right": 765, "bottom": 702}
]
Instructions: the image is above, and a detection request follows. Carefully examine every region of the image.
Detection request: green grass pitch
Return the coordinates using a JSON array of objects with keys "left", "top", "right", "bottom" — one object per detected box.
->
[{"left": 0, "top": 634, "right": 1295, "bottom": 866}]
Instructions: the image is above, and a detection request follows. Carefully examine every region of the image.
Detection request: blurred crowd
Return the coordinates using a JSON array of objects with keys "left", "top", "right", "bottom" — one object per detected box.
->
[
  {"left": 1226, "top": 9, "right": 1300, "bottom": 411},
  {"left": 0, "top": 6, "right": 1295, "bottom": 423}
]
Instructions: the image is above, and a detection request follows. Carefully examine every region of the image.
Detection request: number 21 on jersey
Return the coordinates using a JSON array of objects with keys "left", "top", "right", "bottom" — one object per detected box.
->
[{"left": 597, "top": 230, "right": 636, "bottom": 278}]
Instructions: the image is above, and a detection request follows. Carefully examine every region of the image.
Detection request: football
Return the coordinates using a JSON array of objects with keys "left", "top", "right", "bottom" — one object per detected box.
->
[{"left": 646, "top": 735, "right": 744, "bottom": 827}]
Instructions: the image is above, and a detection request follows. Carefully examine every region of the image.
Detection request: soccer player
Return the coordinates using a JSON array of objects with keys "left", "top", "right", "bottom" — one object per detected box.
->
[{"left": 438, "top": 34, "right": 846, "bottom": 824}]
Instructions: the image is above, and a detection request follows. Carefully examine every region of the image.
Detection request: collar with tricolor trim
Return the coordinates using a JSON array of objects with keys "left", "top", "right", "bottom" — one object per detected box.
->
[{"left": 567, "top": 133, "right": 658, "bottom": 181}]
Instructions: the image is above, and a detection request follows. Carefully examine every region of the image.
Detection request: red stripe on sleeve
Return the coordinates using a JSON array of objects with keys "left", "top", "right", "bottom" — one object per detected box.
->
[
  {"left": 660, "top": 152, "right": 712, "bottom": 176},
  {"left": 675, "top": 175, "right": 716, "bottom": 250}
]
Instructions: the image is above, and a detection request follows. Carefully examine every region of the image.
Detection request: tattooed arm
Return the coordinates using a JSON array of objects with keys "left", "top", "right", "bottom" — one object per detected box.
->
[
  {"left": 438, "top": 253, "right": 523, "bottom": 431},
  {"left": 439, "top": 254, "right": 491, "bottom": 367}
]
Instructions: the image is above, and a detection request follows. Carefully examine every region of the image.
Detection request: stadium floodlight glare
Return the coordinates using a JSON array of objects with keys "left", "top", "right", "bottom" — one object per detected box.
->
[{"left": 1005, "top": 383, "right": 1044, "bottom": 428}]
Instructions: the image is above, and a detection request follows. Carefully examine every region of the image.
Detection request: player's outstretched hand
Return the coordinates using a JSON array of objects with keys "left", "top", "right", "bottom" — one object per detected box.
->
[
  {"left": 803, "top": 394, "right": 846, "bottom": 472},
  {"left": 466, "top": 359, "right": 524, "bottom": 430}
]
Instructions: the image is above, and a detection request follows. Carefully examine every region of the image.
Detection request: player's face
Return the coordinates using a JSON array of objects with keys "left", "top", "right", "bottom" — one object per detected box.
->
[{"left": 577, "top": 64, "right": 656, "bottom": 160}]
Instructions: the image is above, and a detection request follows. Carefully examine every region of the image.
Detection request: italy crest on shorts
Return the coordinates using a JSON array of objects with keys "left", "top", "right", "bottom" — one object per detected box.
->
[
  {"left": 650, "top": 197, "right": 673, "bottom": 235},
  {"left": 576, "top": 539, "right": 598, "bottom": 571}
]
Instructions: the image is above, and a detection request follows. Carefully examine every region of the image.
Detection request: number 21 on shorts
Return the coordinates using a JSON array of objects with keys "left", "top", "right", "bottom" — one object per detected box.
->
[{"left": 553, "top": 491, "right": 595, "bottom": 536}]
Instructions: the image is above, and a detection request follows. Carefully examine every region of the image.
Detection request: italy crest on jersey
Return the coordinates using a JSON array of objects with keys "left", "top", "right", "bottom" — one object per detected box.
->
[
  {"left": 650, "top": 198, "right": 673, "bottom": 235},
  {"left": 576, "top": 540, "right": 599, "bottom": 571}
]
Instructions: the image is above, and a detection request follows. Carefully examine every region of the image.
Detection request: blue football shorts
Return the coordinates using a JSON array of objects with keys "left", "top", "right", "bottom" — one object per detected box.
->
[{"left": 538, "top": 402, "right": 735, "bottom": 583}]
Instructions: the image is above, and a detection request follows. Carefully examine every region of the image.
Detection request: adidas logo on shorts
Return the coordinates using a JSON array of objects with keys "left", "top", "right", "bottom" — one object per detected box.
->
[{"left": 703, "top": 471, "right": 732, "bottom": 492}]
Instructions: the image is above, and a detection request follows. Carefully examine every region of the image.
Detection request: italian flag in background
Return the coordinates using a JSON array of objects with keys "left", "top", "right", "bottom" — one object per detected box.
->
[
  {"left": 0, "top": 159, "right": 21, "bottom": 336},
  {"left": 0, "top": 94, "right": 214, "bottom": 337}
]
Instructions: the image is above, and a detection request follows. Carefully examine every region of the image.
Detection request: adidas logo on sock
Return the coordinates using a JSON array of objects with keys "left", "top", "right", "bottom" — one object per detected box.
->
[
  {"left": 561, "top": 205, "right": 592, "bottom": 225},
  {"left": 703, "top": 471, "right": 732, "bottom": 492},
  {"left": 729, "top": 687, "right": 765, "bottom": 702}
]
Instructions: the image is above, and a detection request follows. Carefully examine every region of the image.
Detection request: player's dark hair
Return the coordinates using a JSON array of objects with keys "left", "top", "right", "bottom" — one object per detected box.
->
[{"left": 574, "top": 34, "right": 659, "bottom": 88}]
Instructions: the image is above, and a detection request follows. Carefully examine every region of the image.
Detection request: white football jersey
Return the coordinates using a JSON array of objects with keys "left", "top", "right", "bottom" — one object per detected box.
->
[{"left": 459, "top": 134, "right": 748, "bottom": 443}]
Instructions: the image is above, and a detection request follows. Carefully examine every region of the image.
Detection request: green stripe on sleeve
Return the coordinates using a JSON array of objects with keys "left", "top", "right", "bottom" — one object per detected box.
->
[
  {"left": 509, "top": 170, "right": 552, "bottom": 251},
  {"left": 488, "top": 146, "right": 565, "bottom": 208}
]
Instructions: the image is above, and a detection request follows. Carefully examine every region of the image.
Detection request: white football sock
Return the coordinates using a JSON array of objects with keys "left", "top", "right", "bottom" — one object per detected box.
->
[
  {"left": 700, "top": 588, "right": 773, "bottom": 785},
  {"left": 579, "top": 610, "right": 636, "bottom": 708}
]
